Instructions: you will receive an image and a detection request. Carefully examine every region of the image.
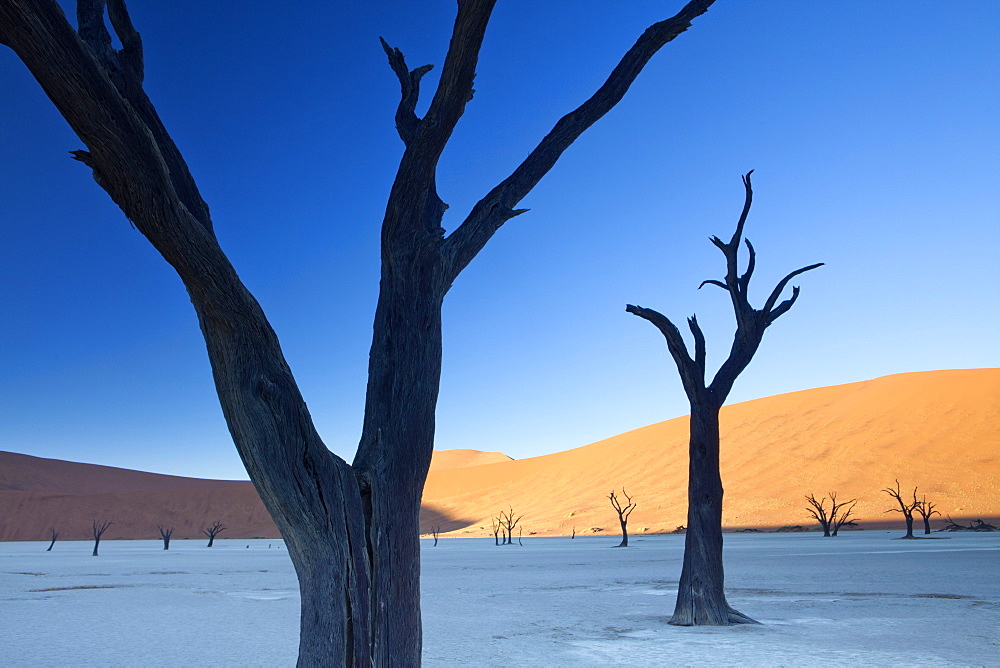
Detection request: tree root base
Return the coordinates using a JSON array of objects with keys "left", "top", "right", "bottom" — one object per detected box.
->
[{"left": 668, "top": 606, "right": 760, "bottom": 626}]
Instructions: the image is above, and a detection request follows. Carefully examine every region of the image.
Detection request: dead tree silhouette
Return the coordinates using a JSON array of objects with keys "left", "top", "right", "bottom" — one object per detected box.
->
[
  {"left": 609, "top": 489, "right": 637, "bottom": 547},
  {"left": 91, "top": 519, "right": 112, "bottom": 556},
  {"left": 0, "top": 0, "right": 716, "bottom": 661},
  {"left": 627, "top": 171, "right": 822, "bottom": 625},
  {"left": 499, "top": 508, "right": 522, "bottom": 546},
  {"left": 203, "top": 521, "right": 226, "bottom": 547},
  {"left": 914, "top": 495, "right": 941, "bottom": 535},
  {"left": 157, "top": 525, "right": 174, "bottom": 550},
  {"left": 882, "top": 480, "right": 919, "bottom": 538},
  {"left": 805, "top": 492, "right": 858, "bottom": 537},
  {"left": 46, "top": 527, "right": 59, "bottom": 551}
]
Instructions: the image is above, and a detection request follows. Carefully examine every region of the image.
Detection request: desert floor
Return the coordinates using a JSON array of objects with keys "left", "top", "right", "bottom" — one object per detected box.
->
[{"left": 1, "top": 531, "right": 997, "bottom": 666}]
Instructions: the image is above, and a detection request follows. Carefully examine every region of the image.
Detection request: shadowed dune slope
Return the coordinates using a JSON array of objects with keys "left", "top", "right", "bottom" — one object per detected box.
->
[
  {"left": 423, "top": 369, "right": 1000, "bottom": 537},
  {"left": 0, "top": 448, "right": 503, "bottom": 540}
]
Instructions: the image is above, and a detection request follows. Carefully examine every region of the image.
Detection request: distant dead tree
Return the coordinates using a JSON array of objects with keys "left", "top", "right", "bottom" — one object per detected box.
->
[
  {"left": 627, "top": 171, "right": 821, "bottom": 625},
  {"left": 46, "top": 527, "right": 59, "bottom": 552},
  {"left": 914, "top": 495, "right": 941, "bottom": 535},
  {"left": 157, "top": 525, "right": 174, "bottom": 550},
  {"left": 882, "top": 480, "right": 919, "bottom": 538},
  {"left": 490, "top": 517, "right": 501, "bottom": 546},
  {"left": 91, "top": 519, "right": 113, "bottom": 556},
  {"left": 518, "top": 527, "right": 523, "bottom": 546},
  {"left": 805, "top": 492, "right": 858, "bottom": 537},
  {"left": 609, "top": 489, "right": 637, "bottom": 547},
  {"left": 498, "top": 508, "right": 522, "bottom": 546},
  {"left": 203, "top": 521, "right": 226, "bottom": 547},
  {"left": 571, "top": 527, "right": 576, "bottom": 539},
  {"left": 431, "top": 527, "right": 440, "bottom": 547}
]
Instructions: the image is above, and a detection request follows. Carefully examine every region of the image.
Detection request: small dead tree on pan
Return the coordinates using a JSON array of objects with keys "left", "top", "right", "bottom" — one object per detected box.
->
[
  {"left": 491, "top": 517, "right": 501, "bottom": 546},
  {"left": 203, "top": 521, "right": 226, "bottom": 547},
  {"left": 914, "top": 495, "right": 940, "bottom": 535},
  {"left": 431, "top": 527, "right": 439, "bottom": 547},
  {"left": 157, "top": 525, "right": 174, "bottom": 550},
  {"left": 627, "top": 171, "right": 822, "bottom": 625},
  {"left": 830, "top": 495, "right": 858, "bottom": 536},
  {"left": 91, "top": 519, "right": 113, "bottom": 556},
  {"left": 882, "top": 480, "right": 919, "bottom": 539},
  {"left": 609, "top": 489, "right": 637, "bottom": 547},
  {"left": 571, "top": 527, "right": 576, "bottom": 539},
  {"left": 46, "top": 527, "right": 59, "bottom": 552},
  {"left": 499, "top": 508, "right": 522, "bottom": 546},
  {"left": 805, "top": 492, "right": 857, "bottom": 537}
]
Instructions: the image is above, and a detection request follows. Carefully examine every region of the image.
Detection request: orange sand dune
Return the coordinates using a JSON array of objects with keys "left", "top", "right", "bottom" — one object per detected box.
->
[
  {"left": 422, "top": 369, "right": 1000, "bottom": 537},
  {"left": 2, "top": 369, "right": 997, "bottom": 541},
  {"left": 429, "top": 449, "right": 512, "bottom": 471}
]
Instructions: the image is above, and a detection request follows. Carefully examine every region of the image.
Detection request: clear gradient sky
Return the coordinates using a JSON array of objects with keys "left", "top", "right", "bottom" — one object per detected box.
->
[{"left": 1, "top": 2, "right": 997, "bottom": 480}]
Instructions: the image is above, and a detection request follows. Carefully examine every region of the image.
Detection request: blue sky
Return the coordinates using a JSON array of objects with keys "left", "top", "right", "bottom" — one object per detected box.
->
[{"left": 1, "top": 2, "right": 997, "bottom": 479}]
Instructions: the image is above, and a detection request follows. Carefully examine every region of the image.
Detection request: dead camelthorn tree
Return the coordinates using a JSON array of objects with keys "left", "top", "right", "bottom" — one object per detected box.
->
[
  {"left": 157, "top": 525, "right": 174, "bottom": 550},
  {"left": 805, "top": 492, "right": 858, "bottom": 537},
  {"left": 609, "top": 489, "right": 637, "bottom": 547},
  {"left": 627, "top": 171, "right": 822, "bottom": 626},
  {"left": 914, "top": 494, "right": 941, "bottom": 535},
  {"left": 882, "top": 480, "right": 920, "bottom": 539},
  {"left": 499, "top": 508, "right": 522, "bottom": 546},
  {"left": 46, "top": 527, "right": 59, "bottom": 551},
  {"left": 0, "top": 0, "right": 716, "bottom": 662},
  {"left": 431, "top": 527, "right": 439, "bottom": 547},
  {"left": 91, "top": 519, "right": 112, "bottom": 556},
  {"left": 491, "top": 517, "right": 501, "bottom": 546},
  {"left": 202, "top": 521, "right": 226, "bottom": 547}
]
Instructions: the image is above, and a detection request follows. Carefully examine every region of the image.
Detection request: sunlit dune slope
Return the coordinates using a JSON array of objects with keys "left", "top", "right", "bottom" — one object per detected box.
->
[
  {"left": 429, "top": 449, "right": 512, "bottom": 471},
  {"left": 422, "top": 369, "right": 999, "bottom": 537}
]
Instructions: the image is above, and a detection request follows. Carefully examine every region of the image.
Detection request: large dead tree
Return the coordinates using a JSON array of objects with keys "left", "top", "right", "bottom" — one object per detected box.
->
[
  {"left": 882, "top": 480, "right": 919, "bottom": 539},
  {"left": 0, "top": 0, "right": 715, "bottom": 662},
  {"left": 202, "top": 521, "right": 226, "bottom": 547},
  {"left": 627, "top": 171, "right": 822, "bottom": 625},
  {"left": 914, "top": 495, "right": 940, "bottom": 535},
  {"left": 805, "top": 492, "right": 858, "bottom": 537},
  {"left": 609, "top": 489, "right": 637, "bottom": 547},
  {"left": 91, "top": 519, "right": 112, "bottom": 556}
]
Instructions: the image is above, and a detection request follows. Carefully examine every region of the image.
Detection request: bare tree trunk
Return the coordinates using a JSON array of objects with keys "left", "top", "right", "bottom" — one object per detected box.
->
[
  {"left": 904, "top": 516, "right": 914, "bottom": 538},
  {"left": 670, "top": 406, "right": 736, "bottom": 625},
  {"left": 46, "top": 528, "right": 58, "bottom": 551}
]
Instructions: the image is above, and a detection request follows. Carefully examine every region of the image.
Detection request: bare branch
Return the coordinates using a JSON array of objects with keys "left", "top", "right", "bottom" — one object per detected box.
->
[
  {"left": 626, "top": 304, "right": 702, "bottom": 400},
  {"left": 687, "top": 315, "right": 706, "bottom": 378},
  {"left": 738, "top": 238, "right": 756, "bottom": 292},
  {"left": 379, "top": 37, "right": 433, "bottom": 145},
  {"left": 762, "top": 262, "right": 824, "bottom": 320},
  {"left": 442, "top": 0, "right": 717, "bottom": 281},
  {"left": 106, "top": 0, "right": 142, "bottom": 82},
  {"left": 698, "top": 279, "right": 728, "bottom": 291}
]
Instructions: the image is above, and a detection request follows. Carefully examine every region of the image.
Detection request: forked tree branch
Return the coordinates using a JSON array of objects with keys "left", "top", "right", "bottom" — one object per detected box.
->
[
  {"left": 630, "top": 171, "right": 821, "bottom": 405},
  {"left": 442, "top": 0, "right": 716, "bottom": 283},
  {"left": 625, "top": 304, "right": 703, "bottom": 400},
  {"left": 379, "top": 37, "right": 433, "bottom": 146}
]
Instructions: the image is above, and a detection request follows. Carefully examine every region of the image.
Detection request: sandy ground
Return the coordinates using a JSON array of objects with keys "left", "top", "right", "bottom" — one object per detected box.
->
[{"left": 1, "top": 531, "right": 997, "bottom": 666}]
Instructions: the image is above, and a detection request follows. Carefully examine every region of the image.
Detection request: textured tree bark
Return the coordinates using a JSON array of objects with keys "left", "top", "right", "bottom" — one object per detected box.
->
[{"left": 670, "top": 404, "right": 742, "bottom": 625}]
